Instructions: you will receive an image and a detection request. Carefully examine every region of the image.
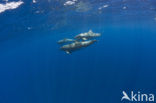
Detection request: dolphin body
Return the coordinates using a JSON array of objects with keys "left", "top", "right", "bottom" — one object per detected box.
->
[
  {"left": 60, "top": 40, "right": 97, "bottom": 54},
  {"left": 74, "top": 30, "right": 101, "bottom": 41},
  {"left": 57, "top": 38, "right": 75, "bottom": 44}
]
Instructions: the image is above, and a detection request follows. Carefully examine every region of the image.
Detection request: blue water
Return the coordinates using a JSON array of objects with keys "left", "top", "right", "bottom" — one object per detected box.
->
[{"left": 0, "top": 0, "right": 156, "bottom": 103}]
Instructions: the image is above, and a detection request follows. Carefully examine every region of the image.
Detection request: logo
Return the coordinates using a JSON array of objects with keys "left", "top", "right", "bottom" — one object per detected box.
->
[{"left": 121, "top": 91, "right": 155, "bottom": 102}]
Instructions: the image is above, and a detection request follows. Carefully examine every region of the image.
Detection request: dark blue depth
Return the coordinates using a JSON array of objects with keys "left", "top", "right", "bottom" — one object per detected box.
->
[{"left": 0, "top": 0, "right": 156, "bottom": 103}]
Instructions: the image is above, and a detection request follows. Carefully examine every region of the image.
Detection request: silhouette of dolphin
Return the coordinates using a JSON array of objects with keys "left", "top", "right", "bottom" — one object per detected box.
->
[
  {"left": 57, "top": 38, "right": 75, "bottom": 44},
  {"left": 60, "top": 40, "right": 97, "bottom": 54},
  {"left": 74, "top": 30, "right": 101, "bottom": 41}
]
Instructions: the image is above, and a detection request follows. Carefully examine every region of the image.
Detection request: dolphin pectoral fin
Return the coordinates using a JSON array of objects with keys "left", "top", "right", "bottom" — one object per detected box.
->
[
  {"left": 65, "top": 51, "right": 71, "bottom": 54},
  {"left": 82, "top": 38, "right": 87, "bottom": 40}
]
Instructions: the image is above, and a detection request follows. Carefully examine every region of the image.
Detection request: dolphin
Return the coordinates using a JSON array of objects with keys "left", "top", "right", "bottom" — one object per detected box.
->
[
  {"left": 57, "top": 38, "right": 75, "bottom": 44},
  {"left": 74, "top": 30, "right": 101, "bottom": 41},
  {"left": 60, "top": 40, "right": 97, "bottom": 54}
]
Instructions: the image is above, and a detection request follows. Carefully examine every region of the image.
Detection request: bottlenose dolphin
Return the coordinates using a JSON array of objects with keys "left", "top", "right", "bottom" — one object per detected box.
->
[
  {"left": 74, "top": 30, "right": 101, "bottom": 40},
  {"left": 57, "top": 38, "right": 75, "bottom": 44},
  {"left": 60, "top": 40, "right": 97, "bottom": 54}
]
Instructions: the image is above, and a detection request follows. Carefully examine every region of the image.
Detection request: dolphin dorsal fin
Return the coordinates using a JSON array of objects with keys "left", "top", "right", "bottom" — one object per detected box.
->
[{"left": 88, "top": 30, "right": 93, "bottom": 33}]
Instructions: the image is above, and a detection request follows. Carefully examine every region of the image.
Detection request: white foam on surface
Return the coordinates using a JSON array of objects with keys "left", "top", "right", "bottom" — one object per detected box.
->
[
  {"left": 0, "top": 1, "right": 24, "bottom": 13},
  {"left": 33, "top": 0, "right": 37, "bottom": 3},
  {"left": 64, "top": 0, "right": 78, "bottom": 6},
  {"left": 98, "top": 4, "right": 109, "bottom": 10}
]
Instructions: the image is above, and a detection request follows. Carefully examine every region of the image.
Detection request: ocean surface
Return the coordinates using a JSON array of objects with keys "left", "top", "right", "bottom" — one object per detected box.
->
[{"left": 0, "top": 0, "right": 156, "bottom": 103}]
